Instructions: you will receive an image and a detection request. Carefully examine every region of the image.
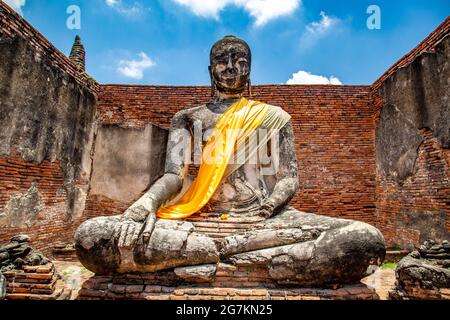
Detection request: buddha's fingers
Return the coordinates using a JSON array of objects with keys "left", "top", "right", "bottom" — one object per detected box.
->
[
  {"left": 141, "top": 212, "right": 157, "bottom": 243},
  {"left": 122, "top": 223, "right": 134, "bottom": 247},
  {"left": 112, "top": 222, "right": 122, "bottom": 240},
  {"left": 131, "top": 223, "right": 142, "bottom": 246},
  {"left": 118, "top": 223, "right": 130, "bottom": 248},
  {"left": 124, "top": 222, "right": 140, "bottom": 248}
]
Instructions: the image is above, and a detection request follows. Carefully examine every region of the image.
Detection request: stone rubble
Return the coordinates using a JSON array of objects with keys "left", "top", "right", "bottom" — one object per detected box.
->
[
  {"left": 0, "top": 235, "right": 71, "bottom": 300},
  {"left": 390, "top": 240, "right": 450, "bottom": 300},
  {"left": 0, "top": 234, "right": 50, "bottom": 272}
]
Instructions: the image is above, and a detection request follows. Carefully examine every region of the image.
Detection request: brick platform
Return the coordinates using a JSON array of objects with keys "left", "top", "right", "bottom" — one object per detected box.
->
[
  {"left": 52, "top": 244, "right": 78, "bottom": 262},
  {"left": 78, "top": 280, "right": 378, "bottom": 301},
  {"left": 77, "top": 262, "right": 379, "bottom": 300},
  {"left": 3, "top": 263, "right": 71, "bottom": 300}
]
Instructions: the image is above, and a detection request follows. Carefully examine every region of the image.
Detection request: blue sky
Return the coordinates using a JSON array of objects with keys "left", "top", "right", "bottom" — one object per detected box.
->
[{"left": 5, "top": 0, "right": 449, "bottom": 85}]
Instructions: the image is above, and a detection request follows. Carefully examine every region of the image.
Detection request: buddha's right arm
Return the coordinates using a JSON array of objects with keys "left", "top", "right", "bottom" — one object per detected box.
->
[
  {"left": 123, "top": 111, "right": 190, "bottom": 222},
  {"left": 124, "top": 173, "right": 182, "bottom": 222}
]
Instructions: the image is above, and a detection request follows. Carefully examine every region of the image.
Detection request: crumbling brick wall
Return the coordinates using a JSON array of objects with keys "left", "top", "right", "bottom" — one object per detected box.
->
[
  {"left": 0, "top": 2, "right": 97, "bottom": 255},
  {"left": 371, "top": 18, "right": 450, "bottom": 249}
]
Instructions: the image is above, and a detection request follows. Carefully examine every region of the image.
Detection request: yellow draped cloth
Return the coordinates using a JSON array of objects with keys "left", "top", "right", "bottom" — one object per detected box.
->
[{"left": 156, "top": 97, "right": 290, "bottom": 220}]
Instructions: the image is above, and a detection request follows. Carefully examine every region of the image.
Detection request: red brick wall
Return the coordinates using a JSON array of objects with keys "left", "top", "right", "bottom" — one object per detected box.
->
[
  {"left": 0, "top": 151, "right": 87, "bottom": 255},
  {"left": 371, "top": 17, "right": 450, "bottom": 248},
  {"left": 96, "top": 84, "right": 376, "bottom": 225},
  {"left": 374, "top": 129, "right": 449, "bottom": 249}
]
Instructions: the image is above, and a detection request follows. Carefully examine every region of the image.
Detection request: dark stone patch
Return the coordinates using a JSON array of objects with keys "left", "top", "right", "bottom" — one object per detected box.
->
[
  {"left": 0, "top": 36, "right": 97, "bottom": 220},
  {"left": 376, "top": 35, "right": 450, "bottom": 183}
]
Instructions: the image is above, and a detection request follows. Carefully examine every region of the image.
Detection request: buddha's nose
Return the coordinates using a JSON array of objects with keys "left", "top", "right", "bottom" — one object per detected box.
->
[{"left": 226, "top": 56, "right": 233, "bottom": 69}]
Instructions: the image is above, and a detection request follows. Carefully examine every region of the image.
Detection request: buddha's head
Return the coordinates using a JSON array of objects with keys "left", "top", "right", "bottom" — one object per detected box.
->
[{"left": 209, "top": 35, "right": 251, "bottom": 97}]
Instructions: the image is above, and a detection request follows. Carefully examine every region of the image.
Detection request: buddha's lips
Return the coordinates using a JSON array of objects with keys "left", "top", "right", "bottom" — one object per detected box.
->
[
  {"left": 220, "top": 75, "right": 240, "bottom": 81},
  {"left": 219, "top": 72, "right": 249, "bottom": 81}
]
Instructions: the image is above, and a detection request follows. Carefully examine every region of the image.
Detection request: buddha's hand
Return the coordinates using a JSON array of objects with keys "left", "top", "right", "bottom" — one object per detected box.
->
[
  {"left": 123, "top": 205, "right": 149, "bottom": 222},
  {"left": 114, "top": 205, "right": 151, "bottom": 248},
  {"left": 258, "top": 199, "right": 276, "bottom": 219}
]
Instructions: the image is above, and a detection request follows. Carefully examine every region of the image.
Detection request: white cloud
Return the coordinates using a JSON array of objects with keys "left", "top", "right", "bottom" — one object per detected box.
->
[
  {"left": 117, "top": 52, "right": 155, "bottom": 79},
  {"left": 104, "top": 0, "right": 145, "bottom": 18},
  {"left": 299, "top": 11, "right": 341, "bottom": 48},
  {"left": 105, "top": 0, "right": 120, "bottom": 7},
  {"left": 306, "top": 11, "right": 338, "bottom": 34},
  {"left": 3, "top": 0, "right": 26, "bottom": 15},
  {"left": 286, "top": 70, "right": 342, "bottom": 85},
  {"left": 172, "top": 0, "right": 301, "bottom": 27},
  {"left": 241, "top": 0, "right": 301, "bottom": 27}
]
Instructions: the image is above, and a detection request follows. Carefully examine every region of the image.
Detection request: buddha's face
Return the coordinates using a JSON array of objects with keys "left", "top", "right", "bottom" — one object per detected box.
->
[{"left": 209, "top": 41, "right": 250, "bottom": 95}]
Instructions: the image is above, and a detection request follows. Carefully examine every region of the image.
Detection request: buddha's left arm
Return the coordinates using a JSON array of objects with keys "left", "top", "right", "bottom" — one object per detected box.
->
[{"left": 265, "top": 120, "right": 300, "bottom": 216}]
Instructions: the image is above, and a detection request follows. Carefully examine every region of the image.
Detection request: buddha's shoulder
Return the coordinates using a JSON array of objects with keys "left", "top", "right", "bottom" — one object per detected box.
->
[
  {"left": 171, "top": 104, "right": 209, "bottom": 121},
  {"left": 254, "top": 101, "right": 291, "bottom": 120}
]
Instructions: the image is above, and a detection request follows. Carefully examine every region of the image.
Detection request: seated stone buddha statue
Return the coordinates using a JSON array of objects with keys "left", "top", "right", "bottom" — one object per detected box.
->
[{"left": 75, "top": 36, "right": 385, "bottom": 287}]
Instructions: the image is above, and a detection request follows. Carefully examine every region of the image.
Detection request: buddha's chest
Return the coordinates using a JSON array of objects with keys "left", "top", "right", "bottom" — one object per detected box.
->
[
  {"left": 187, "top": 109, "right": 221, "bottom": 140},
  {"left": 183, "top": 104, "right": 275, "bottom": 213}
]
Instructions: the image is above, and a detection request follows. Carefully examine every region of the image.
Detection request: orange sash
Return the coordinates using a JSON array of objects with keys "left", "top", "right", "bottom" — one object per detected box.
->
[{"left": 156, "top": 98, "right": 269, "bottom": 220}]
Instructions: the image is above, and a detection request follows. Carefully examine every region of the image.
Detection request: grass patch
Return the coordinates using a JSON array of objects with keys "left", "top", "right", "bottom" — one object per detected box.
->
[{"left": 381, "top": 262, "right": 397, "bottom": 270}]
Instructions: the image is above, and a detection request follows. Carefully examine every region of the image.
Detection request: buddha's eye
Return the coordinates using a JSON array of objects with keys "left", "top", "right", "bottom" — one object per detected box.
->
[
  {"left": 212, "top": 53, "right": 228, "bottom": 63},
  {"left": 237, "top": 58, "right": 248, "bottom": 64}
]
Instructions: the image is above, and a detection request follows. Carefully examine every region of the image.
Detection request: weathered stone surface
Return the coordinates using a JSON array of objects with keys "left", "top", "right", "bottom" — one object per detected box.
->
[
  {"left": 10, "top": 235, "right": 30, "bottom": 243},
  {"left": 134, "top": 219, "right": 219, "bottom": 272},
  {"left": 75, "top": 208, "right": 385, "bottom": 287},
  {"left": 0, "top": 234, "right": 63, "bottom": 299},
  {"left": 390, "top": 240, "right": 450, "bottom": 300},
  {"left": 75, "top": 217, "right": 220, "bottom": 274},
  {"left": 376, "top": 35, "right": 450, "bottom": 182},
  {"left": 227, "top": 210, "right": 385, "bottom": 286},
  {"left": 374, "top": 34, "right": 450, "bottom": 248},
  {"left": 0, "top": 35, "right": 97, "bottom": 221},
  {"left": 1, "top": 183, "right": 43, "bottom": 228},
  {"left": 75, "top": 216, "right": 122, "bottom": 275},
  {"left": 174, "top": 264, "right": 217, "bottom": 283},
  {"left": 222, "top": 227, "right": 320, "bottom": 256},
  {"left": 89, "top": 124, "right": 167, "bottom": 204}
]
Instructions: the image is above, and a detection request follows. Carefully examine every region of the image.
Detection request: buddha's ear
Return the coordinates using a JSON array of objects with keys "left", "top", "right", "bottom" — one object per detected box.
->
[
  {"left": 208, "top": 65, "right": 212, "bottom": 78},
  {"left": 208, "top": 66, "right": 216, "bottom": 97}
]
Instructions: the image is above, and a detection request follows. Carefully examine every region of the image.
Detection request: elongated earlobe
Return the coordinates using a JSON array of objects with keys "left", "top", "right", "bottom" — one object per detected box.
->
[
  {"left": 209, "top": 66, "right": 216, "bottom": 98},
  {"left": 247, "top": 79, "right": 252, "bottom": 98},
  {"left": 211, "top": 82, "right": 216, "bottom": 98}
]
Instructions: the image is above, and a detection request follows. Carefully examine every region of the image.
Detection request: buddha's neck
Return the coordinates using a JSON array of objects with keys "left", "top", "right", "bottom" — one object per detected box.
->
[
  {"left": 208, "top": 93, "right": 242, "bottom": 113},
  {"left": 214, "top": 91, "right": 243, "bottom": 102}
]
